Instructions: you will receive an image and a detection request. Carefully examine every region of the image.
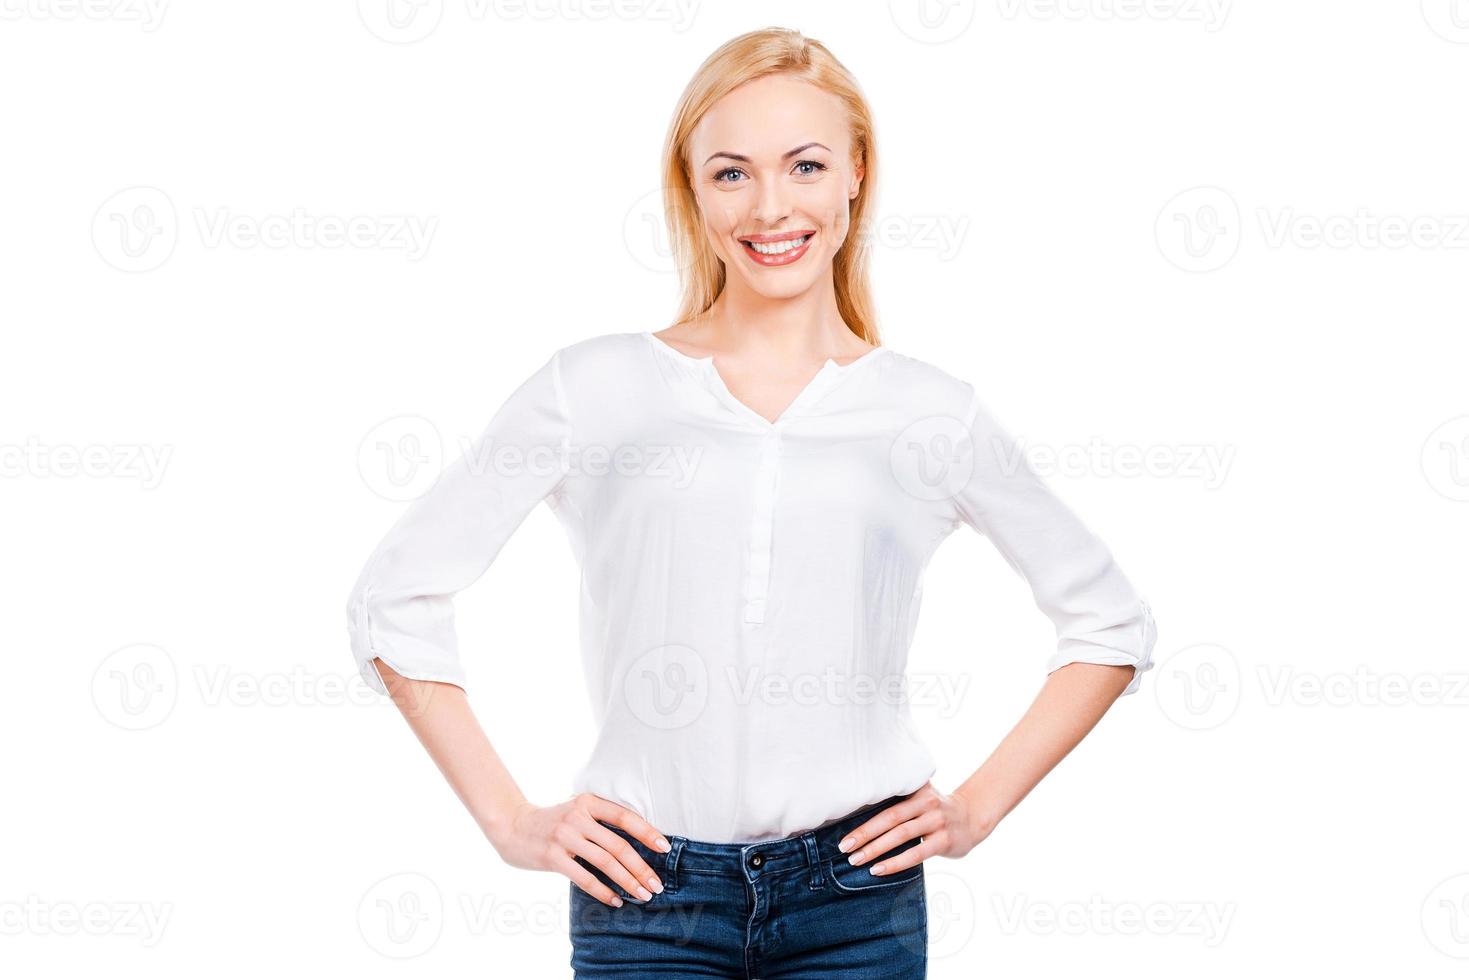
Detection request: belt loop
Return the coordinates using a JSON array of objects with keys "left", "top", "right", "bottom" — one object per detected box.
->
[
  {"left": 800, "top": 832, "right": 824, "bottom": 890},
  {"left": 664, "top": 837, "right": 684, "bottom": 892}
]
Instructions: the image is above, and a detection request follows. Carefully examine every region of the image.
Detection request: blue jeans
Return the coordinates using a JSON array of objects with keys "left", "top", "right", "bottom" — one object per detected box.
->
[{"left": 569, "top": 792, "right": 927, "bottom": 978}]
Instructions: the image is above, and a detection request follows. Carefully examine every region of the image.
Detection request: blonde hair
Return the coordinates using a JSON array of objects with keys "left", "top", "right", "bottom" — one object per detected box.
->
[{"left": 659, "top": 27, "right": 881, "bottom": 346}]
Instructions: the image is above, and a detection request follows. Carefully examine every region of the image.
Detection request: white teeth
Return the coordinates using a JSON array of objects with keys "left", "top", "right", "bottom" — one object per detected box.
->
[{"left": 747, "top": 235, "right": 809, "bottom": 255}]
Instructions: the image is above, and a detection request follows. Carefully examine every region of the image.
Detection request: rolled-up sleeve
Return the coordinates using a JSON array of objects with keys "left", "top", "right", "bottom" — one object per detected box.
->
[
  {"left": 345, "top": 350, "right": 572, "bottom": 696},
  {"left": 950, "top": 385, "right": 1157, "bottom": 696}
]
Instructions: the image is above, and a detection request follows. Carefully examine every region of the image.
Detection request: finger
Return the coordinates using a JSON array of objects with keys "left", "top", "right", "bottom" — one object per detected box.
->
[
  {"left": 868, "top": 834, "right": 938, "bottom": 876},
  {"left": 848, "top": 810, "right": 940, "bottom": 868},
  {"left": 565, "top": 829, "right": 655, "bottom": 902},
  {"left": 838, "top": 797, "right": 927, "bottom": 856},
  {"left": 553, "top": 853, "right": 624, "bottom": 908},
  {"left": 582, "top": 819, "right": 664, "bottom": 897},
  {"left": 586, "top": 797, "right": 672, "bottom": 855}
]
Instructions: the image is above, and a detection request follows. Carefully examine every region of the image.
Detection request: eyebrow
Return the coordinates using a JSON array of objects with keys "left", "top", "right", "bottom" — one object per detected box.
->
[{"left": 702, "top": 142, "right": 831, "bottom": 166}]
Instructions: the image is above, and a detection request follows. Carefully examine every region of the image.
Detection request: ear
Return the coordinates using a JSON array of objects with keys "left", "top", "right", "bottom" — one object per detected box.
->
[{"left": 849, "top": 160, "right": 864, "bottom": 200}]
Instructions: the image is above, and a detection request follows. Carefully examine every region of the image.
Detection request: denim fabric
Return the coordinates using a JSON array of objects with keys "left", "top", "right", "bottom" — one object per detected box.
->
[{"left": 569, "top": 792, "right": 927, "bottom": 978}]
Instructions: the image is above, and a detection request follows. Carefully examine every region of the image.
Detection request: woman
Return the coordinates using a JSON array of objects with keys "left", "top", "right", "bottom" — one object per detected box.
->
[{"left": 344, "top": 27, "right": 1156, "bottom": 978}]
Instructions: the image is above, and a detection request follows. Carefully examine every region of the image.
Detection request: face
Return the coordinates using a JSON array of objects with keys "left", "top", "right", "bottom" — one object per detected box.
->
[{"left": 687, "top": 73, "right": 863, "bottom": 299}]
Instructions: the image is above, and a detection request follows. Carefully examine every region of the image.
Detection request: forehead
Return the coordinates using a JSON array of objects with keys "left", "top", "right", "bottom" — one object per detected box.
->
[{"left": 691, "top": 74, "right": 850, "bottom": 160}]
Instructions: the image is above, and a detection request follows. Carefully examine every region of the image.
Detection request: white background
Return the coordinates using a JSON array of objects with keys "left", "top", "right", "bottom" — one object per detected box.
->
[{"left": 3, "top": 1, "right": 1467, "bottom": 976}]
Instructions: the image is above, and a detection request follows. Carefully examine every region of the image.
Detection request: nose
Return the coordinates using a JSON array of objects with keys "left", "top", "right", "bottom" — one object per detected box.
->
[{"left": 751, "top": 177, "right": 792, "bottom": 227}]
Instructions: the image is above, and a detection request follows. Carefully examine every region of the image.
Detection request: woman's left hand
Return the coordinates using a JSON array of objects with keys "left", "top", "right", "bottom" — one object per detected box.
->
[{"left": 837, "top": 782, "right": 994, "bottom": 876}]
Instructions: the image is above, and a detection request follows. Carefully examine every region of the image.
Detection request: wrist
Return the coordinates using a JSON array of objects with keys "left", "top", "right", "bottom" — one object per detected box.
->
[
  {"left": 479, "top": 795, "right": 530, "bottom": 846},
  {"left": 953, "top": 785, "right": 1003, "bottom": 839}
]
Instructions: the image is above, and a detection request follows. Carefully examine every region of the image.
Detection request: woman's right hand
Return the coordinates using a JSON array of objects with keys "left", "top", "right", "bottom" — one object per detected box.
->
[{"left": 488, "top": 794, "right": 671, "bottom": 908}]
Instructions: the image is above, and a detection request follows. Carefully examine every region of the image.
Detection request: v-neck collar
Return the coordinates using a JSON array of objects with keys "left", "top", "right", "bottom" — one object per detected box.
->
[{"left": 643, "top": 330, "right": 890, "bottom": 428}]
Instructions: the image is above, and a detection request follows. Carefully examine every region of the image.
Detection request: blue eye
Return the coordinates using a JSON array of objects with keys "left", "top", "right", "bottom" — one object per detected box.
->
[{"left": 794, "top": 160, "right": 827, "bottom": 176}]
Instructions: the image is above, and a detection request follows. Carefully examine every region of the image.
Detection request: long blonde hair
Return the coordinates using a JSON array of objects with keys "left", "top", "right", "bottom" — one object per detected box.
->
[{"left": 660, "top": 27, "right": 882, "bottom": 346}]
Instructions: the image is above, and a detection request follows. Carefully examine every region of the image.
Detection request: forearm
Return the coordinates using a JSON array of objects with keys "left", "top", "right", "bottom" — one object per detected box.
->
[
  {"left": 953, "top": 661, "right": 1135, "bottom": 834},
  {"left": 374, "top": 657, "right": 529, "bottom": 842}
]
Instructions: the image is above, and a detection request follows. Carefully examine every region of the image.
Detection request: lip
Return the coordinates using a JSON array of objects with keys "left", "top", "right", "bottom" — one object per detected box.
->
[{"left": 739, "top": 230, "right": 816, "bottom": 267}]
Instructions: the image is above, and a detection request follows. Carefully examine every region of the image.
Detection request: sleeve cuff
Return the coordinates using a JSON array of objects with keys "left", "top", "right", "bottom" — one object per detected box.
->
[{"left": 1044, "top": 599, "right": 1157, "bottom": 697}]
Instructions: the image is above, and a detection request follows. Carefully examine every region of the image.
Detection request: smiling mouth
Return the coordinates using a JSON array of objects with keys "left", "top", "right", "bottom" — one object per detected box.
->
[{"left": 739, "top": 231, "right": 816, "bottom": 265}]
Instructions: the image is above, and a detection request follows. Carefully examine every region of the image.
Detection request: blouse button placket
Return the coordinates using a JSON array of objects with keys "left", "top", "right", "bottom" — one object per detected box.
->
[{"left": 743, "top": 426, "right": 782, "bottom": 624}]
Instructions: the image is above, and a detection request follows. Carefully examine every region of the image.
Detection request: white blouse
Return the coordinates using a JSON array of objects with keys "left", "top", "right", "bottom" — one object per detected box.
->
[{"left": 345, "top": 330, "right": 1156, "bottom": 843}]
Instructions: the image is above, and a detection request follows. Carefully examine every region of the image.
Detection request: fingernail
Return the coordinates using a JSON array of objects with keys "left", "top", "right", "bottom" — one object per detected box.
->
[
  {"left": 849, "top": 850, "right": 866, "bottom": 865},
  {"left": 611, "top": 896, "right": 623, "bottom": 907},
  {"left": 871, "top": 863, "right": 885, "bottom": 875},
  {"left": 838, "top": 837, "right": 855, "bottom": 852},
  {"left": 647, "top": 876, "right": 663, "bottom": 894},
  {"left": 636, "top": 886, "right": 652, "bottom": 901},
  {"left": 656, "top": 838, "right": 671, "bottom": 852}
]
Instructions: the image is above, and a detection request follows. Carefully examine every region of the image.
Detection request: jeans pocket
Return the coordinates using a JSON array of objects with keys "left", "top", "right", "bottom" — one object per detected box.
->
[{"left": 825, "top": 835, "right": 925, "bottom": 893}]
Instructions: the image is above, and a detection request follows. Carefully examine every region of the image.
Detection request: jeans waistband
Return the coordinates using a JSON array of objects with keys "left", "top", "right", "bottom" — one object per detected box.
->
[{"left": 600, "top": 791, "right": 919, "bottom": 882}]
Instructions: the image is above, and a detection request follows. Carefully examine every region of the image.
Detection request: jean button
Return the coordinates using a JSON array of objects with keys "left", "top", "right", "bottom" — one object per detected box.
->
[{"left": 749, "top": 853, "right": 764, "bottom": 869}]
